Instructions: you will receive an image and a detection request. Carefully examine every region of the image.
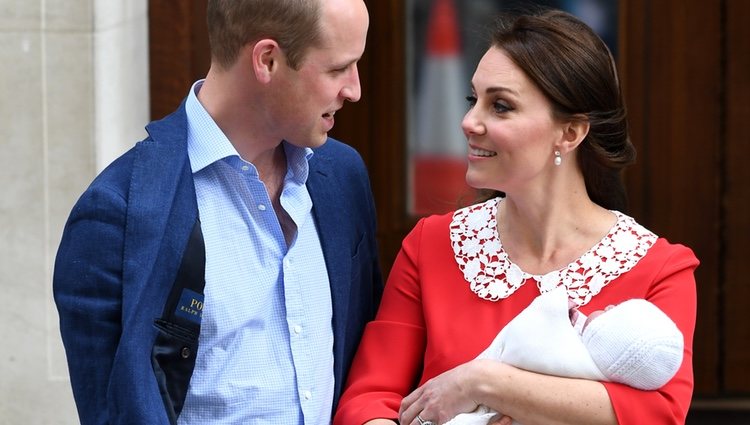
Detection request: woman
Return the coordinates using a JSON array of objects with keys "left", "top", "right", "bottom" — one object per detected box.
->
[{"left": 334, "top": 9, "right": 698, "bottom": 425}]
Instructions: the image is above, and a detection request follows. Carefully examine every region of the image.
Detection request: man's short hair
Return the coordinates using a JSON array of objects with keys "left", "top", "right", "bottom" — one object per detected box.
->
[{"left": 206, "top": 0, "right": 322, "bottom": 70}]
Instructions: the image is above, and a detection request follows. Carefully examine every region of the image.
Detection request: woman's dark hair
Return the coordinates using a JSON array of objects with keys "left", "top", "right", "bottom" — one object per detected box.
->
[{"left": 478, "top": 9, "right": 635, "bottom": 212}]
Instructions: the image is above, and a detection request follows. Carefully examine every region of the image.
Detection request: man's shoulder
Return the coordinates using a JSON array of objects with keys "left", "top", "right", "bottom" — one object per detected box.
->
[
  {"left": 87, "top": 135, "right": 189, "bottom": 205},
  {"left": 87, "top": 147, "right": 139, "bottom": 197}
]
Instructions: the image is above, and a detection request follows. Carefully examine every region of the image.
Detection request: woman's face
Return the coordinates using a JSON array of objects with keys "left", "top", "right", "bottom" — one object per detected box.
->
[{"left": 462, "top": 47, "right": 565, "bottom": 194}]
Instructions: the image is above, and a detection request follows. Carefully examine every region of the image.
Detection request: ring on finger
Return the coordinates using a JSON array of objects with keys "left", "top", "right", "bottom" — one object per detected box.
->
[{"left": 417, "top": 414, "right": 436, "bottom": 425}]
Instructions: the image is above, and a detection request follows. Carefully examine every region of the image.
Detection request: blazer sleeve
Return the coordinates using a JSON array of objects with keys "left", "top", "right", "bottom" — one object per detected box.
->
[
  {"left": 602, "top": 242, "right": 699, "bottom": 425},
  {"left": 53, "top": 181, "right": 127, "bottom": 425},
  {"left": 334, "top": 219, "right": 429, "bottom": 425}
]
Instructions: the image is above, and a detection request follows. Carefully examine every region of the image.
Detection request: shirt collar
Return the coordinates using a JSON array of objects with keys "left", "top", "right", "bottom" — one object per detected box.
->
[
  {"left": 283, "top": 142, "right": 314, "bottom": 185},
  {"left": 186, "top": 80, "right": 238, "bottom": 173}
]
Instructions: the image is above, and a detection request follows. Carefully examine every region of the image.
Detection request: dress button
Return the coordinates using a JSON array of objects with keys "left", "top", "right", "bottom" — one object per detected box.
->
[
  {"left": 241, "top": 165, "right": 249, "bottom": 171},
  {"left": 180, "top": 347, "right": 191, "bottom": 359},
  {"left": 303, "top": 390, "right": 312, "bottom": 400},
  {"left": 258, "top": 204, "right": 267, "bottom": 211},
  {"left": 293, "top": 325, "right": 302, "bottom": 335}
]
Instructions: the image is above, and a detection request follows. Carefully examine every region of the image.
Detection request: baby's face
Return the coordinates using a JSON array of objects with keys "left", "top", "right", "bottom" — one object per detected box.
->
[
  {"left": 569, "top": 302, "right": 617, "bottom": 333},
  {"left": 568, "top": 299, "right": 581, "bottom": 324},
  {"left": 583, "top": 305, "right": 616, "bottom": 331}
]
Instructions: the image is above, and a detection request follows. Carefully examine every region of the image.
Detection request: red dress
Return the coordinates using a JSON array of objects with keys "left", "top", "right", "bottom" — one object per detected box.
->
[{"left": 334, "top": 199, "right": 698, "bottom": 425}]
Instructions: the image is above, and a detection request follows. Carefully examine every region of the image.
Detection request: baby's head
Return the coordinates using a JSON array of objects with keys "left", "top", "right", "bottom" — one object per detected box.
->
[{"left": 581, "top": 299, "right": 684, "bottom": 390}]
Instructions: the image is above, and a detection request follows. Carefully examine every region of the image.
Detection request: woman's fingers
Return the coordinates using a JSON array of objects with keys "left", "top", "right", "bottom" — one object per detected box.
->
[
  {"left": 487, "top": 413, "right": 513, "bottom": 425},
  {"left": 399, "top": 387, "right": 424, "bottom": 425}
]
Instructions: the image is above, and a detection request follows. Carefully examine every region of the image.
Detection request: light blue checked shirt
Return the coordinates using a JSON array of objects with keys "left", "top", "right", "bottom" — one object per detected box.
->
[{"left": 178, "top": 80, "right": 335, "bottom": 424}]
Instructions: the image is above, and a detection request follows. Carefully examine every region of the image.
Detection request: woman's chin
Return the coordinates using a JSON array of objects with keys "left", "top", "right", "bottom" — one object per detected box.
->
[{"left": 465, "top": 173, "right": 486, "bottom": 190}]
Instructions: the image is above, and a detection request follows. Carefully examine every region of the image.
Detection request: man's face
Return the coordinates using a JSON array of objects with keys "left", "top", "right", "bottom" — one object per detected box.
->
[{"left": 272, "top": 0, "right": 369, "bottom": 148}]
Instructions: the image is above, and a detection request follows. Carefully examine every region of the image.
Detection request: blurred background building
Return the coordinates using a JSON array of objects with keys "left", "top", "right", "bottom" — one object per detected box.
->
[{"left": 0, "top": 1, "right": 149, "bottom": 422}]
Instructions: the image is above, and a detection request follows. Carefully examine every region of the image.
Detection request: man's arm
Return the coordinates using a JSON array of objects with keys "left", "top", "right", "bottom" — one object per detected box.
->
[{"left": 53, "top": 184, "right": 127, "bottom": 425}]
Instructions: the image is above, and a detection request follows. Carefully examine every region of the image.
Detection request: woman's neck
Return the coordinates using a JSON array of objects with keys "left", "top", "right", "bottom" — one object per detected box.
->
[{"left": 497, "top": 190, "right": 616, "bottom": 276}]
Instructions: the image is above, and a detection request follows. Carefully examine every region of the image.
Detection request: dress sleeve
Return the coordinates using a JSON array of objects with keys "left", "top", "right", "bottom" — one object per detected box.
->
[
  {"left": 602, "top": 242, "right": 699, "bottom": 425},
  {"left": 334, "top": 219, "right": 429, "bottom": 425}
]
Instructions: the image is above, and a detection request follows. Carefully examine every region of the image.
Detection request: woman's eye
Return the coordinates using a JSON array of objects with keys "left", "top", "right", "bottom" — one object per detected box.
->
[
  {"left": 493, "top": 101, "right": 513, "bottom": 113},
  {"left": 466, "top": 95, "right": 513, "bottom": 114}
]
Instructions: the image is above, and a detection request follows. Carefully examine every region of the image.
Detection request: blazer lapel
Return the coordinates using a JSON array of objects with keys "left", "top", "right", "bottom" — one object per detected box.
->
[
  {"left": 307, "top": 155, "right": 351, "bottom": 366},
  {"left": 123, "top": 103, "right": 198, "bottom": 303}
]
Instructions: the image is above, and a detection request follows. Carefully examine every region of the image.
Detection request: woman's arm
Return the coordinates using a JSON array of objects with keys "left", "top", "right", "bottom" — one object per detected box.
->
[
  {"left": 603, "top": 242, "right": 699, "bottom": 424},
  {"left": 334, "top": 220, "right": 430, "bottom": 424},
  {"left": 399, "top": 359, "right": 616, "bottom": 425},
  {"left": 472, "top": 360, "right": 616, "bottom": 425}
]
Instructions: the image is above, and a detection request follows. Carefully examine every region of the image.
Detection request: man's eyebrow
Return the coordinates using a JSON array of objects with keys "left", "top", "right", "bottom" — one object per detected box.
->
[{"left": 331, "top": 57, "right": 360, "bottom": 70}]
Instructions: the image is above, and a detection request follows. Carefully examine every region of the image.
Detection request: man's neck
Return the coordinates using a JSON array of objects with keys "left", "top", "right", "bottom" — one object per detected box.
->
[{"left": 197, "top": 65, "right": 280, "bottom": 163}]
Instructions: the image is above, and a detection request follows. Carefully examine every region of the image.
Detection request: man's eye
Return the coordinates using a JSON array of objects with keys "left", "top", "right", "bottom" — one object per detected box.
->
[{"left": 332, "top": 64, "right": 351, "bottom": 74}]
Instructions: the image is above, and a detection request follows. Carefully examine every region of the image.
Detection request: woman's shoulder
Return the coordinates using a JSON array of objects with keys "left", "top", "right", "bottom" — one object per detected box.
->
[
  {"left": 617, "top": 212, "right": 700, "bottom": 269},
  {"left": 649, "top": 237, "right": 700, "bottom": 269}
]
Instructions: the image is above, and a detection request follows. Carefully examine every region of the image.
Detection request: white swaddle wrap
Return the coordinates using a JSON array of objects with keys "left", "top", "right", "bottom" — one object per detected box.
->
[
  {"left": 445, "top": 287, "right": 605, "bottom": 425},
  {"left": 445, "top": 286, "right": 683, "bottom": 425}
]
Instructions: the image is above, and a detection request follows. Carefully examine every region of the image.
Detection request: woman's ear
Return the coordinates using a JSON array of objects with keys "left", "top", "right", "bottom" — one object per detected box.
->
[
  {"left": 250, "top": 39, "right": 281, "bottom": 84},
  {"left": 560, "top": 114, "right": 590, "bottom": 154}
]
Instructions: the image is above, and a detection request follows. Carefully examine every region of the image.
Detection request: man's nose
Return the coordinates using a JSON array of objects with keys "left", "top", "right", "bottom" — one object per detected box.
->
[{"left": 342, "top": 65, "right": 362, "bottom": 102}]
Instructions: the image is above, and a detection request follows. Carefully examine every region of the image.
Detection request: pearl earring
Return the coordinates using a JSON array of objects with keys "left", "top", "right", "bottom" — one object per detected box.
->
[{"left": 554, "top": 150, "right": 562, "bottom": 166}]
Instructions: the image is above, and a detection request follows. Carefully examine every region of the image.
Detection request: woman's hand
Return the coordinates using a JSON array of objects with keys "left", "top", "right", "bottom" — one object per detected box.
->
[
  {"left": 398, "top": 360, "right": 483, "bottom": 425},
  {"left": 364, "top": 420, "right": 398, "bottom": 425}
]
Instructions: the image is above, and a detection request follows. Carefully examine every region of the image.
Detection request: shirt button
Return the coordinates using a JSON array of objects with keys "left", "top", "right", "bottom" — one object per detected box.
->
[
  {"left": 258, "top": 204, "right": 266, "bottom": 211},
  {"left": 303, "top": 390, "right": 312, "bottom": 400},
  {"left": 293, "top": 325, "right": 302, "bottom": 335},
  {"left": 241, "top": 165, "right": 249, "bottom": 171}
]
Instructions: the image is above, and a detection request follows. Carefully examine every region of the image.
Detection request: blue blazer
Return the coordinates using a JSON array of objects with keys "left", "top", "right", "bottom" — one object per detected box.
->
[{"left": 53, "top": 103, "right": 383, "bottom": 424}]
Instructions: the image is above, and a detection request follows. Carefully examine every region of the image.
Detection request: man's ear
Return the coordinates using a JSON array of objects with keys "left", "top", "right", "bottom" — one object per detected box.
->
[
  {"left": 250, "top": 39, "right": 281, "bottom": 84},
  {"left": 560, "top": 114, "right": 590, "bottom": 154}
]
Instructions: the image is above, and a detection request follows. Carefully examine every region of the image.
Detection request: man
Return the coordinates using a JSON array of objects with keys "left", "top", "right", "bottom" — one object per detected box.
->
[{"left": 53, "top": 0, "right": 382, "bottom": 423}]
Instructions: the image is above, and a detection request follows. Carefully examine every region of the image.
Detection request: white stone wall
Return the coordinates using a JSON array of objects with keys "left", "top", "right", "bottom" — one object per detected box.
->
[{"left": 0, "top": 0, "right": 149, "bottom": 423}]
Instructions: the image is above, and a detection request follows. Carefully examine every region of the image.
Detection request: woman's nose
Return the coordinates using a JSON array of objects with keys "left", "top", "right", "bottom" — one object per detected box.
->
[{"left": 461, "top": 109, "right": 484, "bottom": 136}]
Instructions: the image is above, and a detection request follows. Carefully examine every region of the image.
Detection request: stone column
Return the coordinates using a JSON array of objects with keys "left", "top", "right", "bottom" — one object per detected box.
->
[{"left": 0, "top": 0, "right": 149, "bottom": 422}]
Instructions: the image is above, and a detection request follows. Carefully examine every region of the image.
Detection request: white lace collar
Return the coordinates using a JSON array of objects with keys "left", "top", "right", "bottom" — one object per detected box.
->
[{"left": 449, "top": 197, "right": 657, "bottom": 306}]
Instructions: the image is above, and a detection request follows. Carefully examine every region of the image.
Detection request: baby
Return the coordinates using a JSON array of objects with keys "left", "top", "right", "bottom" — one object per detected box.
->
[{"left": 445, "top": 286, "right": 684, "bottom": 425}]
